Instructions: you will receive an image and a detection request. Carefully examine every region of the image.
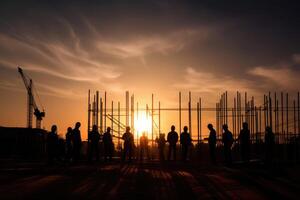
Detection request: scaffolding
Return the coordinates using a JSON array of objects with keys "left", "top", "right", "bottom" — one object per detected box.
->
[{"left": 87, "top": 90, "right": 300, "bottom": 148}]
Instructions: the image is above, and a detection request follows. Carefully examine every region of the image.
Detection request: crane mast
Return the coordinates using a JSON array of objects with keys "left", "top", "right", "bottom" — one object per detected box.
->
[{"left": 18, "top": 67, "right": 45, "bottom": 129}]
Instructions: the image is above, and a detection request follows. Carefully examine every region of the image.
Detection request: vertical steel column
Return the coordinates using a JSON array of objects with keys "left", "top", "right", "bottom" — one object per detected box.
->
[
  {"left": 298, "top": 92, "right": 300, "bottom": 136},
  {"left": 159, "top": 101, "right": 161, "bottom": 134},
  {"left": 294, "top": 100, "right": 296, "bottom": 135},
  {"left": 100, "top": 98, "right": 103, "bottom": 133},
  {"left": 126, "top": 91, "right": 129, "bottom": 127},
  {"left": 197, "top": 102, "right": 200, "bottom": 145},
  {"left": 104, "top": 91, "right": 107, "bottom": 131},
  {"left": 136, "top": 102, "right": 139, "bottom": 146},
  {"left": 286, "top": 93, "right": 289, "bottom": 142},
  {"left": 269, "top": 92, "right": 272, "bottom": 131},
  {"left": 281, "top": 92, "right": 284, "bottom": 143},
  {"left": 118, "top": 101, "right": 120, "bottom": 145},
  {"left": 226, "top": 91, "right": 228, "bottom": 125},
  {"left": 179, "top": 92, "right": 182, "bottom": 134},
  {"left": 199, "top": 98, "right": 202, "bottom": 142},
  {"left": 131, "top": 94, "right": 134, "bottom": 132},
  {"left": 152, "top": 94, "right": 154, "bottom": 148},
  {"left": 88, "top": 90, "right": 91, "bottom": 134},
  {"left": 96, "top": 91, "right": 99, "bottom": 128},
  {"left": 111, "top": 101, "right": 114, "bottom": 134},
  {"left": 188, "top": 91, "right": 192, "bottom": 138}
]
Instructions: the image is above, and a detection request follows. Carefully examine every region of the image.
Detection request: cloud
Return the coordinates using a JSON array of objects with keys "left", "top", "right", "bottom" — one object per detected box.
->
[
  {"left": 248, "top": 66, "right": 300, "bottom": 91},
  {"left": 96, "top": 28, "right": 211, "bottom": 58},
  {"left": 174, "top": 67, "right": 254, "bottom": 93}
]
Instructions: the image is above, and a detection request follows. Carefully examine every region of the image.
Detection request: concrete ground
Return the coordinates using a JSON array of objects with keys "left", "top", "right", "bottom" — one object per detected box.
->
[{"left": 0, "top": 160, "right": 300, "bottom": 200}]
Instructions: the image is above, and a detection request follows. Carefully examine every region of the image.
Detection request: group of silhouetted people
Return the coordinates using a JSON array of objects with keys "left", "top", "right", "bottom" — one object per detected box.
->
[
  {"left": 47, "top": 121, "right": 275, "bottom": 165},
  {"left": 207, "top": 122, "right": 275, "bottom": 165},
  {"left": 47, "top": 122, "right": 82, "bottom": 164}
]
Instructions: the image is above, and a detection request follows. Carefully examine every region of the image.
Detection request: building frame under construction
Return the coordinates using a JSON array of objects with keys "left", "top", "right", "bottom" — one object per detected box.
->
[{"left": 87, "top": 90, "right": 300, "bottom": 150}]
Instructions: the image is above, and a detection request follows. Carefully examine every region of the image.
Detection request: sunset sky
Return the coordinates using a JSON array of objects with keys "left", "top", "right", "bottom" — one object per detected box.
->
[{"left": 1, "top": 1, "right": 300, "bottom": 139}]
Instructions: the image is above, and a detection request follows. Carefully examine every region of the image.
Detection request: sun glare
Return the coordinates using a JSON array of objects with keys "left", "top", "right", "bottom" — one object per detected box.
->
[{"left": 135, "top": 112, "right": 151, "bottom": 135}]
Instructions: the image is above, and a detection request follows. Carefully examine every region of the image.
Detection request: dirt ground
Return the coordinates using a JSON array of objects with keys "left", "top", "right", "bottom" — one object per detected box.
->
[{"left": 0, "top": 160, "right": 300, "bottom": 200}]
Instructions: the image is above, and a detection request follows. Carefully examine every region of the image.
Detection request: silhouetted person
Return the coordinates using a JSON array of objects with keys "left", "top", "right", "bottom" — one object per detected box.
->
[
  {"left": 47, "top": 125, "right": 59, "bottom": 164},
  {"left": 103, "top": 127, "right": 113, "bottom": 161},
  {"left": 122, "top": 126, "right": 134, "bottom": 162},
  {"left": 180, "top": 126, "right": 191, "bottom": 161},
  {"left": 222, "top": 124, "right": 233, "bottom": 165},
  {"left": 167, "top": 125, "right": 178, "bottom": 161},
  {"left": 140, "top": 132, "right": 149, "bottom": 161},
  {"left": 207, "top": 124, "right": 217, "bottom": 164},
  {"left": 156, "top": 133, "right": 166, "bottom": 161},
  {"left": 72, "top": 122, "right": 82, "bottom": 162},
  {"left": 65, "top": 127, "right": 73, "bottom": 162},
  {"left": 265, "top": 126, "right": 275, "bottom": 164},
  {"left": 238, "top": 122, "right": 251, "bottom": 162},
  {"left": 88, "top": 125, "right": 100, "bottom": 162}
]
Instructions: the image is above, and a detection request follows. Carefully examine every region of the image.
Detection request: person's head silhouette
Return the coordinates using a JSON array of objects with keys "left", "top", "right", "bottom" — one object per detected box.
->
[
  {"left": 67, "top": 127, "right": 72, "bottom": 132},
  {"left": 266, "top": 126, "right": 272, "bottom": 133},
  {"left": 126, "top": 126, "right": 130, "bottom": 132},
  {"left": 222, "top": 124, "right": 228, "bottom": 131},
  {"left": 75, "top": 122, "right": 81, "bottom": 129},
  {"left": 207, "top": 123, "right": 213, "bottom": 130},
  {"left": 107, "top": 127, "right": 111, "bottom": 133},
  {"left": 183, "top": 126, "right": 188, "bottom": 132},
  {"left": 242, "top": 122, "right": 248, "bottom": 129},
  {"left": 171, "top": 125, "right": 175, "bottom": 131},
  {"left": 51, "top": 125, "right": 57, "bottom": 133},
  {"left": 92, "top": 125, "right": 97, "bottom": 132}
]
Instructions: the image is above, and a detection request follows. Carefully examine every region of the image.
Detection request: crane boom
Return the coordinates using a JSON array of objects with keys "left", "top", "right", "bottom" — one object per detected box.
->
[{"left": 18, "top": 67, "right": 45, "bottom": 129}]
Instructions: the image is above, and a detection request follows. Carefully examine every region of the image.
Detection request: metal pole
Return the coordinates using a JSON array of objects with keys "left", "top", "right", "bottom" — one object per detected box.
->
[
  {"left": 297, "top": 92, "right": 300, "bottom": 136},
  {"left": 88, "top": 90, "right": 91, "bottom": 134},
  {"left": 269, "top": 92, "right": 272, "bottom": 132},
  {"left": 197, "top": 102, "right": 200, "bottom": 145},
  {"left": 281, "top": 92, "right": 284, "bottom": 143},
  {"left": 118, "top": 101, "right": 120, "bottom": 145},
  {"left": 152, "top": 94, "right": 154, "bottom": 148},
  {"left": 200, "top": 98, "right": 202, "bottom": 142},
  {"left": 226, "top": 91, "right": 228, "bottom": 125},
  {"left": 100, "top": 98, "right": 103, "bottom": 133},
  {"left": 136, "top": 102, "right": 139, "bottom": 146},
  {"left": 104, "top": 91, "right": 107, "bottom": 131},
  {"left": 111, "top": 101, "right": 114, "bottom": 134},
  {"left": 189, "top": 91, "right": 192, "bottom": 138},
  {"left": 294, "top": 100, "right": 296, "bottom": 135},
  {"left": 179, "top": 92, "right": 182, "bottom": 134},
  {"left": 159, "top": 101, "right": 161, "bottom": 134},
  {"left": 126, "top": 91, "right": 129, "bottom": 127},
  {"left": 287, "top": 93, "right": 289, "bottom": 143},
  {"left": 131, "top": 94, "right": 134, "bottom": 132}
]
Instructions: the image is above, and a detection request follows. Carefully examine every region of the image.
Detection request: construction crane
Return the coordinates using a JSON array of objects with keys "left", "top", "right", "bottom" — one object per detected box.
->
[{"left": 18, "top": 67, "right": 45, "bottom": 129}]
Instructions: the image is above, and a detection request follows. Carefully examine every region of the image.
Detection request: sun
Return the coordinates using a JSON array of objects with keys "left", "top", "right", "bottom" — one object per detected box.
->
[{"left": 135, "top": 112, "right": 151, "bottom": 135}]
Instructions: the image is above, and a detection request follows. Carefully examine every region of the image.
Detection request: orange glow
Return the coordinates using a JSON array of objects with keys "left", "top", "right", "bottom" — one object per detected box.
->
[{"left": 135, "top": 111, "right": 151, "bottom": 136}]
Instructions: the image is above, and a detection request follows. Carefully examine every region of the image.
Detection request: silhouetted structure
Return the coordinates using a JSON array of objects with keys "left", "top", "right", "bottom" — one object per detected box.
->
[
  {"left": 180, "top": 126, "right": 191, "bottom": 161},
  {"left": 167, "top": 125, "right": 178, "bottom": 161},
  {"left": 265, "top": 126, "right": 275, "bottom": 164},
  {"left": 47, "top": 125, "right": 58, "bottom": 164},
  {"left": 222, "top": 124, "right": 233, "bottom": 165},
  {"left": 88, "top": 125, "right": 100, "bottom": 162},
  {"left": 207, "top": 124, "right": 217, "bottom": 164},
  {"left": 65, "top": 127, "right": 73, "bottom": 162},
  {"left": 139, "top": 132, "right": 149, "bottom": 160},
  {"left": 103, "top": 127, "right": 113, "bottom": 161},
  {"left": 156, "top": 133, "right": 166, "bottom": 161},
  {"left": 122, "top": 126, "right": 134, "bottom": 162},
  {"left": 238, "top": 122, "right": 251, "bottom": 162},
  {"left": 72, "top": 122, "right": 82, "bottom": 162}
]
